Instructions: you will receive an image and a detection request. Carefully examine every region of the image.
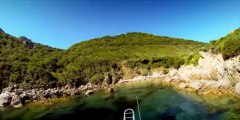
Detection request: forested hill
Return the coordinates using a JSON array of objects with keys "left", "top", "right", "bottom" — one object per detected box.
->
[
  {"left": 0, "top": 29, "right": 62, "bottom": 89},
  {"left": 0, "top": 29, "right": 205, "bottom": 89},
  {"left": 67, "top": 32, "right": 203, "bottom": 60}
]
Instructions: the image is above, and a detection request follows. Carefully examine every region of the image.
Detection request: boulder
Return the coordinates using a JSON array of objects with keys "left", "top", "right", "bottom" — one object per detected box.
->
[
  {"left": 10, "top": 95, "right": 22, "bottom": 108},
  {"left": 85, "top": 90, "right": 94, "bottom": 95},
  {"left": 0, "top": 92, "right": 12, "bottom": 106}
]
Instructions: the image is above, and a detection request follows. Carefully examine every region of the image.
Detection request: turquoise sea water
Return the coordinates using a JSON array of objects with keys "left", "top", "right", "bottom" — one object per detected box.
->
[{"left": 1, "top": 81, "right": 240, "bottom": 120}]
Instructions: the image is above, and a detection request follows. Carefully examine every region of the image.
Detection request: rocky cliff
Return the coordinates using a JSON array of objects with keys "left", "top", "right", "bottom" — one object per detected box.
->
[{"left": 167, "top": 51, "right": 240, "bottom": 96}]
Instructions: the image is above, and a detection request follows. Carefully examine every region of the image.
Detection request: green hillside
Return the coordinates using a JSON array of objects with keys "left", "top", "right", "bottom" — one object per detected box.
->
[
  {"left": 56, "top": 32, "right": 204, "bottom": 85},
  {"left": 0, "top": 30, "right": 205, "bottom": 89},
  {"left": 0, "top": 31, "right": 62, "bottom": 89},
  {"left": 210, "top": 28, "right": 240, "bottom": 59},
  {"left": 67, "top": 32, "right": 203, "bottom": 60}
]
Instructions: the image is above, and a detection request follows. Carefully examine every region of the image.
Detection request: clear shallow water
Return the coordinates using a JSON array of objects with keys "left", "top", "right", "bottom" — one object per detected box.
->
[{"left": 1, "top": 81, "right": 240, "bottom": 120}]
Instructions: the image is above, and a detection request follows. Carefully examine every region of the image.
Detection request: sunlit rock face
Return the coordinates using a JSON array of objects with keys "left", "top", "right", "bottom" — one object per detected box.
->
[
  {"left": 175, "top": 52, "right": 225, "bottom": 82},
  {"left": 224, "top": 56, "right": 240, "bottom": 84},
  {"left": 168, "top": 52, "right": 240, "bottom": 95}
]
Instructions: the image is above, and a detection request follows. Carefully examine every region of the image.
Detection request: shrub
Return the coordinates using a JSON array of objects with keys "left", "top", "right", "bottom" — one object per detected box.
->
[
  {"left": 210, "top": 28, "right": 240, "bottom": 59},
  {"left": 90, "top": 73, "right": 103, "bottom": 84}
]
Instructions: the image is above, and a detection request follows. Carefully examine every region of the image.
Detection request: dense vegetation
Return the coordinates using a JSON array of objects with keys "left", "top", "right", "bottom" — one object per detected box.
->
[
  {"left": 0, "top": 30, "right": 204, "bottom": 89},
  {"left": 0, "top": 31, "right": 61, "bottom": 89},
  {"left": 57, "top": 32, "right": 204, "bottom": 86},
  {"left": 210, "top": 28, "right": 240, "bottom": 59}
]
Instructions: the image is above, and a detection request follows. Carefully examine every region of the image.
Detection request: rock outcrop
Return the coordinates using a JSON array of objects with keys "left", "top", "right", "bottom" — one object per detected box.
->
[
  {"left": 18, "top": 36, "right": 34, "bottom": 48},
  {"left": 167, "top": 51, "right": 240, "bottom": 95}
]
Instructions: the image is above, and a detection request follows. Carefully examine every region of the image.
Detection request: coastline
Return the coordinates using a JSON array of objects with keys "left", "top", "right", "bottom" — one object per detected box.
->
[
  {"left": 2, "top": 51, "right": 240, "bottom": 109},
  {"left": 0, "top": 73, "right": 237, "bottom": 109}
]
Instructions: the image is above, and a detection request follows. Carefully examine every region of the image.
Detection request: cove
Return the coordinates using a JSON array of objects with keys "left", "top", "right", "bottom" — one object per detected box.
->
[{"left": 1, "top": 80, "right": 240, "bottom": 120}]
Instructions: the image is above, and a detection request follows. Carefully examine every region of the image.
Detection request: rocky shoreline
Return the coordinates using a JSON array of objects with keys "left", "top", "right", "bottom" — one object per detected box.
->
[
  {"left": 118, "top": 51, "right": 240, "bottom": 97},
  {"left": 0, "top": 83, "right": 108, "bottom": 108},
  {"left": 0, "top": 70, "right": 165, "bottom": 108}
]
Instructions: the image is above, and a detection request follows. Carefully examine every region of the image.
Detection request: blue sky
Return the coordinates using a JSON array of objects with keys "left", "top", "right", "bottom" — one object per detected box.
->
[{"left": 0, "top": 0, "right": 240, "bottom": 49}]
